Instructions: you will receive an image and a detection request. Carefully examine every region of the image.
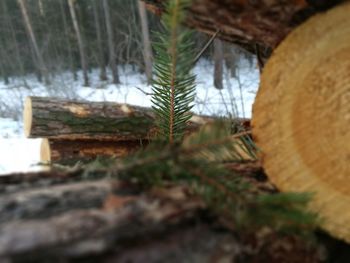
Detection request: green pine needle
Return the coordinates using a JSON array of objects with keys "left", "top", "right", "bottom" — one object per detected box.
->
[{"left": 151, "top": 0, "right": 196, "bottom": 144}]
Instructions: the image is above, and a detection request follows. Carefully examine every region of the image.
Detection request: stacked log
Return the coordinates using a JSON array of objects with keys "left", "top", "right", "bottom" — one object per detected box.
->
[{"left": 24, "top": 96, "right": 250, "bottom": 162}]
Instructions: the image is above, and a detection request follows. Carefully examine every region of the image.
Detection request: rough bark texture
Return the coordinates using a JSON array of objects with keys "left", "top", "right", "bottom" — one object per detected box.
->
[
  {"left": 24, "top": 96, "right": 156, "bottom": 140},
  {"left": 41, "top": 138, "right": 145, "bottom": 162},
  {"left": 23, "top": 96, "right": 231, "bottom": 140},
  {"left": 144, "top": 0, "right": 345, "bottom": 59},
  {"left": 0, "top": 165, "right": 330, "bottom": 262}
]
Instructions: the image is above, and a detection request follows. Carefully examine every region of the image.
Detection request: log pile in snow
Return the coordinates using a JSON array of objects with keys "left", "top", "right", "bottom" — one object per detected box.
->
[{"left": 24, "top": 96, "right": 250, "bottom": 162}]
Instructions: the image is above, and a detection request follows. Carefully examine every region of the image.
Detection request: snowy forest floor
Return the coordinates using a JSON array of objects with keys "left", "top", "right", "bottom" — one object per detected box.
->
[{"left": 0, "top": 59, "right": 259, "bottom": 174}]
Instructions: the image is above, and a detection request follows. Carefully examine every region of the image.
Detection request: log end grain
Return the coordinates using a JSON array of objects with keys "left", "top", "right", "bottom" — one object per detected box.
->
[
  {"left": 41, "top": 138, "right": 51, "bottom": 162},
  {"left": 252, "top": 2, "right": 350, "bottom": 243},
  {"left": 23, "top": 96, "right": 33, "bottom": 138}
]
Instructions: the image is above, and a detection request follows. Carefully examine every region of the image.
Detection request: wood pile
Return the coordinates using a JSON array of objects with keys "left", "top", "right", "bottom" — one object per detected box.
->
[{"left": 24, "top": 96, "right": 244, "bottom": 163}]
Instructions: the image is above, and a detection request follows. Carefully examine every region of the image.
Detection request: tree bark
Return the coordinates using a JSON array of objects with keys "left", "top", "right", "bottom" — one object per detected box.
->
[
  {"left": 143, "top": 0, "right": 345, "bottom": 60},
  {"left": 92, "top": 0, "right": 108, "bottom": 81},
  {"left": 68, "top": 0, "right": 89, "bottom": 86},
  {"left": 24, "top": 96, "right": 155, "bottom": 140},
  {"left": 102, "top": 0, "right": 120, "bottom": 84},
  {"left": 17, "top": 0, "right": 49, "bottom": 84},
  {"left": 0, "top": 165, "right": 325, "bottom": 262},
  {"left": 23, "top": 96, "right": 220, "bottom": 140},
  {"left": 41, "top": 138, "right": 144, "bottom": 162},
  {"left": 138, "top": 0, "right": 153, "bottom": 84},
  {"left": 213, "top": 38, "right": 224, "bottom": 90}
]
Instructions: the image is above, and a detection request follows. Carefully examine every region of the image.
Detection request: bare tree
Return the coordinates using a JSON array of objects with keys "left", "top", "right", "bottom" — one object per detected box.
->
[
  {"left": 224, "top": 44, "right": 237, "bottom": 78},
  {"left": 102, "top": 0, "right": 120, "bottom": 84},
  {"left": 137, "top": 0, "right": 153, "bottom": 84},
  {"left": 2, "top": 0, "right": 26, "bottom": 81},
  {"left": 17, "top": 0, "right": 49, "bottom": 84},
  {"left": 213, "top": 38, "right": 224, "bottom": 90},
  {"left": 68, "top": 0, "right": 89, "bottom": 86},
  {"left": 59, "top": 0, "right": 77, "bottom": 80},
  {"left": 92, "top": 0, "right": 107, "bottom": 81},
  {"left": 0, "top": 38, "right": 9, "bottom": 84}
]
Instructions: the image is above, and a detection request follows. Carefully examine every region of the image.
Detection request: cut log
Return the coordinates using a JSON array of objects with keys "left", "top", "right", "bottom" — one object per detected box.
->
[
  {"left": 41, "top": 138, "right": 144, "bottom": 162},
  {"left": 252, "top": 2, "right": 350, "bottom": 243},
  {"left": 24, "top": 96, "right": 156, "bottom": 140},
  {"left": 0, "top": 166, "right": 324, "bottom": 262},
  {"left": 144, "top": 0, "right": 345, "bottom": 57},
  {"left": 24, "top": 96, "right": 224, "bottom": 140}
]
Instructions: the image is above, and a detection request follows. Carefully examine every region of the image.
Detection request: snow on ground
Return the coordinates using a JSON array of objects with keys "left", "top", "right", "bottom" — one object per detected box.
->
[{"left": 0, "top": 59, "right": 259, "bottom": 175}]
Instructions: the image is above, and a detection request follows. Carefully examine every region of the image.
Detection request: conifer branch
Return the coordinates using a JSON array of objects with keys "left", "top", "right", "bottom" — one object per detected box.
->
[{"left": 151, "top": 0, "right": 196, "bottom": 144}]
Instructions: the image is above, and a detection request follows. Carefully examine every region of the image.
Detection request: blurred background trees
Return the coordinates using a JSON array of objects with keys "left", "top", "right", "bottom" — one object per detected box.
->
[{"left": 0, "top": 0, "right": 255, "bottom": 87}]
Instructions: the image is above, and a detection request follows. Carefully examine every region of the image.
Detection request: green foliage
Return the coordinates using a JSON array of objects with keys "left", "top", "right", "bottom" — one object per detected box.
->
[
  {"left": 151, "top": 0, "right": 196, "bottom": 144},
  {"left": 84, "top": 122, "right": 318, "bottom": 237}
]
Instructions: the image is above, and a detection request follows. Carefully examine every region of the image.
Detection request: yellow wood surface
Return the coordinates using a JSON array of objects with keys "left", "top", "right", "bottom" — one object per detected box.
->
[{"left": 252, "top": 1, "right": 350, "bottom": 242}]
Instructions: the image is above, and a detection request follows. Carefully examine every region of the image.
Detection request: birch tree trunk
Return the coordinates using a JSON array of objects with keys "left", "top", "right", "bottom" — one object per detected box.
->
[
  {"left": 102, "top": 0, "right": 120, "bottom": 84},
  {"left": 92, "top": 0, "right": 107, "bottom": 81},
  {"left": 213, "top": 39, "right": 224, "bottom": 90},
  {"left": 17, "top": 0, "right": 49, "bottom": 84},
  {"left": 68, "top": 0, "right": 89, "bottom": 86},
  {"left": 138, "top": 0, "right": 153, "bottom": 84}
]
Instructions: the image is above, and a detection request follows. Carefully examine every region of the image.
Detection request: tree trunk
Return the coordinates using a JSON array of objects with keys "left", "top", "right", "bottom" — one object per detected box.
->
[
  {"left": 24, "top": 96, "right": 155, "bottom": 140},
  {"left": 92, "top": 0, "right": 108, "bottom": 81},
  {"left": 143, "top": 0, "right": 345, "bottom": 60},
  {"left": 23, "top": 97, "right": 221, "bottom": 140},
  {"left": 0, "top": 38, "right": 9, "bottom": 85},
  {"left": 224, "top": 44, "right": 237, "bottom": 78},
  {"left": 59, "top": 0, "right": 77, "bottom": 80},
  {"left": 41, "top": 138, "right": 144, "bottom": 162},
  {"left": 0, "top": 172, "right": 224, "bottom": 262},
  {"left": 68, "top": 0, "right": 89, "bottom": 86},
  {"left": 138, "top": 0, "right": 153, "bottom": 84},
  {"left": 0, "top": 164, "right": 325, "bottom": 262},
  {"left": 2, "top": 0, "right": 26, "bottom": 80},
  {"left": 213, "top": 38, "right": 224, "bottom": 90},
  {"left": 17, "top": 0, "right": 49, "bottom": 84},
  {"left": 102, "top": 0, "right": 120, "bottom": 84}
]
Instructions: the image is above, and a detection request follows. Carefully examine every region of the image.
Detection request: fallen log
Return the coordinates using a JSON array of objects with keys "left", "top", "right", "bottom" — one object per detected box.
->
[
  {"left": 40, "top": 138, "right": 144, "bottom": 162},
  {"left": 0, "top": 166, "right": 324, "bottom": 262},
  {"left": 144, "top": 0, "right": 344, "bottom": 57},
  {"left": 24, "top": 96, "right": 156, "bottom": 140},
  {"left": 24, "top": 96, "right": 224, "bottom": 141}
]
